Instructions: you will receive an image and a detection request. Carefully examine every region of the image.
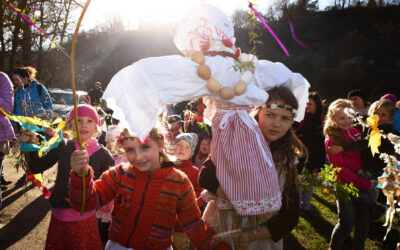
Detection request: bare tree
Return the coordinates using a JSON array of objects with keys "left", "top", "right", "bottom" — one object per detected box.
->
[{"left": 1, "top": 0, "right": 77, "bottom": 73}]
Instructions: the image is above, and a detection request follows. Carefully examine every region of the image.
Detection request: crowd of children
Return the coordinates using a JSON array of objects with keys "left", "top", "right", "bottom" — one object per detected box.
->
[
  {"left": 1, "top": 3, "right": 400, "bottom": 250},
  {"left": 4, "top": 80, "right": 397, "bottom": 250}
]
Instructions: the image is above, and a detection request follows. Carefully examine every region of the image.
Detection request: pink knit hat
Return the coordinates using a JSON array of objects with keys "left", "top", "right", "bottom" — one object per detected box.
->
[
  {"left": 66, "top": 104, "right": 100, "bottom": 125},
  {"left": 380, "top": 93, "right": 397, "bottom": 105}
]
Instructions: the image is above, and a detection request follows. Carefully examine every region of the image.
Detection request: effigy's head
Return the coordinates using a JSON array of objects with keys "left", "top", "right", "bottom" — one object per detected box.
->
[{"left": 174, "top": 3, "right": 236, "bottom": 55}]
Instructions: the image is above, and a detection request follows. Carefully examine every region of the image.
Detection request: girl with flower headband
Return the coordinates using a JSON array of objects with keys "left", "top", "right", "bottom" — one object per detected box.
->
[
  {"left": 68, "top": 124, "right": 229, "bottom": 250},
  {"left": 102, "top": 3, "right": 309, "bottom": 220},
  {"left": 199, "top": 86, "right": 307, "bottom": 249},
  {"left": 20, "top": 104, "right": 115, "bottom": 249}
]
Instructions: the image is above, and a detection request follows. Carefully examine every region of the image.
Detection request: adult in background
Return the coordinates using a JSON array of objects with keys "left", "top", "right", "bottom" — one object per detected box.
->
[
  {"left": 12, "top": 66, "right": 53, "bottom": 118},
  {"left": 12, "top": 66, "right": 53, "bottom": 186},
  {"left": 347, "top": 89, "right": 370, "bottom": 116},
  {"left": 295, "top": 91, "right": 326, "bottom": 216},
  {"left": 0, "top": 72, "right": 16, "bottom": 203},
  {"left": 88, "top": 81, "right": 104, "bottom": 106}
]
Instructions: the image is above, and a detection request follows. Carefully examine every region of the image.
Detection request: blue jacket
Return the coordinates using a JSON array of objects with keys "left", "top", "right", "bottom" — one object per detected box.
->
[
  {"left": 13, "top": 80, "right": 53, "bottom": 117},
  {"left": 393, "top": 108, "right": 400, "bottom": 134}
]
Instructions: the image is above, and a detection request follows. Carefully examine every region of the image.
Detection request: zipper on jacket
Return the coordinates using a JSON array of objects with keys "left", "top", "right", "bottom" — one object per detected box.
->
[{"left": 126, "top": 172, "right": 151, "bottom": 246}]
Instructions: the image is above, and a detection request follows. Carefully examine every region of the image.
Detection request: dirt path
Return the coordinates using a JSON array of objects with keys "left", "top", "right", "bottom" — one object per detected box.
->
[{"left": 0, "top": 156, "right": 57, "bottom": 250}]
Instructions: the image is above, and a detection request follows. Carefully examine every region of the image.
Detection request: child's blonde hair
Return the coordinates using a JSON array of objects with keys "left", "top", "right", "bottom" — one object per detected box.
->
[
  {"left": 323, "top": 98, "right": 353, "bottom": 145},
  {"left": 368, "top": 99, "right": 396, "bottom": 121},
  {"left": 119, "top": 124, "right": 174, "bottom": 164}
]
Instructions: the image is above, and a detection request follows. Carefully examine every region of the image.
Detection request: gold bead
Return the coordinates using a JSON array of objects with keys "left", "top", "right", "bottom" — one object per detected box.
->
[
  {"left": 191, "top": 51, "right": 205, "bottom": 64},
  {"left": 234, "top": 81, "right": 247, "bottom": 95},
  {"left": 219, "top": 87, "right": 235, "bottom": 100},
  {"left": 206, "top": 78, "right": 221, "bottom": 93},
  {"left": 197, "top": 64, "right": 211, "bottom": 80}
]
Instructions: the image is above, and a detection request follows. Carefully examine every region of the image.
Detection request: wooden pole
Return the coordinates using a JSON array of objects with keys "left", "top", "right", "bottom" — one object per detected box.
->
[{"left": 70, "top": 0, "right": 91, "bottom": 216}]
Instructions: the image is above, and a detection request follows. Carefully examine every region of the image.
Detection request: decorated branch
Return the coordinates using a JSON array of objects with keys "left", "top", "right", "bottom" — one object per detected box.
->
[
  {"left": 298, "top": 163, "right": 359, "bottom": 201},
  {"left": 344, "top": 107, "right": 400, "bottom": 240},
  {"left": 0, "top": 107, "right": 66, "bottom": 157}
]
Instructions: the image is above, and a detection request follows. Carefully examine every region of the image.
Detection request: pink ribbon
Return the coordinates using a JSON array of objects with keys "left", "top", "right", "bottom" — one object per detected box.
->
[
  {"left": 138, "top": 134, "right": 151, "bottom": 144},
  {"left": 248, "top": 2, "right": 289, "bottom": 56},
  {"left": 288, "top": 19, "right": 308, "bottom": 48}
]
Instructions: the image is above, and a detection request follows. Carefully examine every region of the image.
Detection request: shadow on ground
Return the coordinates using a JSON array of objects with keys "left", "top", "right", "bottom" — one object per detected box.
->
[
  {"left": 0, "top": 185, "right": 34, "bottom": 210},
  {"left": 284, "top": 233, "right": 306, "bottom": 250},
  {"left": 0, "top": 194, "right": 50, "bottom": 249}
]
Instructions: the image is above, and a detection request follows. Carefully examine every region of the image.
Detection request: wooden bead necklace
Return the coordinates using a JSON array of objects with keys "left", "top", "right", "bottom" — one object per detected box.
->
[{"left": 186, "top": 50, "right": 255, "bottom": 100}]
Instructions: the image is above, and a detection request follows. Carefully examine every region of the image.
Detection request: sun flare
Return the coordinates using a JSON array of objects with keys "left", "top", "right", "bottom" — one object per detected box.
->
[{"left": 89, "top": 0, "right": 195, "bottom": 28}]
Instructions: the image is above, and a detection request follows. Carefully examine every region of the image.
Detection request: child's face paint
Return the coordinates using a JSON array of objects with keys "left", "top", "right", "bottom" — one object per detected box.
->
[
  {"left": 331, "top": 109, "right": 353, "bottom": 131},
  {"left": 72, "top": 116, "right": 97, "bottom": 143},
  {"left": 173, "top": 140, "right": 192, "bottom": 161},
  {"left": 374, "top": 106, "right": 391, "bottom": 125},
  {"left": 257, "top": 100, "right": 294, "bottom": 144},
  {"left": 123, "top": 138, "right": 162, "bottom": 172}
]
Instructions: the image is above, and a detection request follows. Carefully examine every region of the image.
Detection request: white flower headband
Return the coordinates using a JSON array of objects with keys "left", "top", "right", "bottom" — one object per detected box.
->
[{"left": 261, "top": 103, "right": 297, "bottom": 116}]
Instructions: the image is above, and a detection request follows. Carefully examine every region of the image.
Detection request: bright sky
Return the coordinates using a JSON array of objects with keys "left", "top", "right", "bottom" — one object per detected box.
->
[{"left": 81, "top": 0, "right": 333, "bottom": 30}]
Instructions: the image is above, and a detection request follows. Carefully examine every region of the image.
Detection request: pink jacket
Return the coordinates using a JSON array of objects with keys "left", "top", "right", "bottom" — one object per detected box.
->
[{"left": 325, "top": 127, "right": 371, "bottom": 189}]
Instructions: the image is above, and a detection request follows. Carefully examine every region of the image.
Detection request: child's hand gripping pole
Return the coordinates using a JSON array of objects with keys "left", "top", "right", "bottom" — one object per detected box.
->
[{"left": 70, "top": 0, "right": 92, "bottom": 216}]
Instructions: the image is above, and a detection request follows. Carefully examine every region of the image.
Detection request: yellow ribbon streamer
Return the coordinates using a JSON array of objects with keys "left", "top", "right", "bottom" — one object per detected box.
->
[
  {"left": 366, "top": 114, "right": 381, "bottom": 156},
  {"left": 0, "top": 107, "right": 67, "bottom": 157},
  {"left": 38, "top": 120, "right": 66, "bottom": 157},
  {"left": 0, "top": 107, "right": 63, "bottom": 129}
]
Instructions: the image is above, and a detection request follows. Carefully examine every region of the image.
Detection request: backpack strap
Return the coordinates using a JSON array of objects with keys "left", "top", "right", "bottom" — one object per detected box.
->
[{"left": 37, "top": 83, "right": 43, "bottom": 98}]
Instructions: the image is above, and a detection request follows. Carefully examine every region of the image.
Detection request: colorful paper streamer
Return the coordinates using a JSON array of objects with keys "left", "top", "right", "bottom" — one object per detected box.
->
[
  {"left": 0, "top": 107, "right": 66, "bottom": 157},
  {"left": 27, "top": 172, "right": 51, "bottom": 199},
  {"left": 367, "top": 114, "right": 381, "bottom": 156}
]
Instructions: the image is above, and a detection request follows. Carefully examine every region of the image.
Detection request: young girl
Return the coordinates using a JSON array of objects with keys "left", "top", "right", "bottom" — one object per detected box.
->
[
  {"left": 324, "top": 99, "right": 376, "bottom": 250},
  {"left": 171, "top": 133, "right": 204, "bottom": 250},
  {"left": 199, "top": 86, "right": 306, "bottom": 249},
  {"left": 20, "top": 104, "right": 115, "bottom": 249},
  {"left": 328, "top": 99, "right": 398, "bottom": 178},
  {"left": 68, "top": 126, "right": 229, "bottom": 250},
  {"left": 193, "top": 137, "right": 211, "bottom": 169}
]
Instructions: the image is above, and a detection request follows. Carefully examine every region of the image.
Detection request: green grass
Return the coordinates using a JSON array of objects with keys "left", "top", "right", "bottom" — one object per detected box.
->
[{"left": 284, "top": 188, "right": 400, "bottom": 250}]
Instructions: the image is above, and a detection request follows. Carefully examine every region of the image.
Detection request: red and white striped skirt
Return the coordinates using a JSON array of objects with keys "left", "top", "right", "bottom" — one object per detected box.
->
[{"left": 211, "top": 105, "right": 282, "bottom": 215}]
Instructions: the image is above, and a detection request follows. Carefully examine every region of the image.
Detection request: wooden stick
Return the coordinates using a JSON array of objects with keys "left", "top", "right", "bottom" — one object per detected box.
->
[
  {"left": 71, "top": 0, "right": 85, "bottom": 8},
  {"left": 70, "top": 0, "right": 91, "bottom": 216}
]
